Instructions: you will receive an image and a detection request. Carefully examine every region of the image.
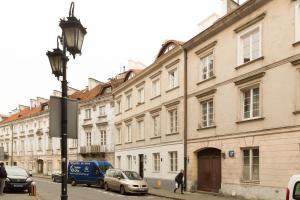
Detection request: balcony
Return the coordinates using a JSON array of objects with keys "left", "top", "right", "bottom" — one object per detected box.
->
[
  {"left": 82, "top": 118, "right": 93, "bottom": 128},
  {"left": 96, "top": 115, "right": 108, "bottom": 126},
  {"left": 79, "top": 145, "right": 106, "bottom": 155}
]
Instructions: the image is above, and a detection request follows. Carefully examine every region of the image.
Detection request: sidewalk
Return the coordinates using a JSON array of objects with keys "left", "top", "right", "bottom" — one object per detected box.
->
[
  {"left": 149, "top": 188, "right": 239, "bottom": 200},
  {"left": 1, "top": 193, "right": 39, "bottom": 200}
]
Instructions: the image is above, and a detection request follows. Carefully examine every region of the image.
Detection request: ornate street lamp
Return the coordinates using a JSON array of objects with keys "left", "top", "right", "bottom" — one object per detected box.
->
[{"left": 46, "top": 2, "right": 86, "bottom": 200}]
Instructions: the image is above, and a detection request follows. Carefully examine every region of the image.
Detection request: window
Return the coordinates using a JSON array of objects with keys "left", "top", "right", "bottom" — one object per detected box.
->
[
  {"left": 116, "top": 127, "right": 122, "bottom": 144},
  {"left": 86, "top": 132, "right": 91, "bottom": 146},
  {"left": 126, "top": 124, "right": 132, "bottom": 142},
  {"left": 100, "top": 130, "right": 106, "bottom": 146},
  {"left": 20, "top": 140, "right": 25, "bottom": 152},
  {"left": 116, "top": 100, "right": 121, "bottom": 114},
  {"left": 29, "top": 138, "right": 33, "bottom": 151},
  {"left": 5, "top": 142, "right": 9, "bottom": 153},
  {"left": 152, "top": 79, "right": 160, "bottom": 97},
  {"left": 138, "top": 88, "right": 145, "bottom": 103},
  {"left": 242, "top": 87, "right": 260, "bottom": 119},
  {"left": 116, "top": 156, "right": 121, "bottom": 169},
  {"left": 169, "top": 109, "right": 178, "bottom": 134},
  {"left": 168, "top": 69, "right": 178, "bottom": 89},
  {"left": 169, "top": 151, "right": 178, "bottom": 172},
  {"left": 126, "top": 95, "right": 132, "bottom": 109},
  {"left": 239, "top": 27, "right": 261, "bottom": 64},
  {"left": 293, "top": 182, "right": 300, "bottom": 199},
  {"left": 242, "top": 148, "right": 259, "bottom": 181},
  {"left": 200, "top": 53, "right": 214, "bottom": 80},
  {"left": 48, "top": 137, "right": 52, "bottom": 150},
  {"left": 153, "top": 115, "right": 160, "bottom": 137},
  {"left": 38, "top": 137, "right": 42, "bottom": 151},
  {"left": 201, "top": 99, "right": 214, "bottom": 127},
  {"left": 13, "top": 141, "right": 17, "bottom": 152},
  {"left": 138, "top": 120, "right": 145, "bottom": 140},
  {"left": 99, "top": 106, "right": 106, "bottom": 116},
  {"left": 127, "top": 155, "right": 132, "bottom": 170},
  {"left": 153, "top": 153, "right": 160, "bottom": 172},
  {"left": 70, "top": 139, "right": 77, "bottom": 148},
  {"left": 85, "top": 109, "right": 91, "bottom": 119}
]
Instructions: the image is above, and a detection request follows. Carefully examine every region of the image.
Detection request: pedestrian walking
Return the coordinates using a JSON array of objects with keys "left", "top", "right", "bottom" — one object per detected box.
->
[
  {"left": 174, "top": 169, "right": 184, "bottom": 194},
  {"left": 0, "top": 162, "right": 7, "bottom": 195}
]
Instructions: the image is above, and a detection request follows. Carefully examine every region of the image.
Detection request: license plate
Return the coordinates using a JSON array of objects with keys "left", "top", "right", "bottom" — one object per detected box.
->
[{"left": 13, "top": 184, "right": 24, "bottom": 188}]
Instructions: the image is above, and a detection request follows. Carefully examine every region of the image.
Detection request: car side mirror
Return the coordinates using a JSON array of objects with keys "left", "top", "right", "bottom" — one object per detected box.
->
[{"left": 117, "top": 176, "right": 121, "bottom": 180}]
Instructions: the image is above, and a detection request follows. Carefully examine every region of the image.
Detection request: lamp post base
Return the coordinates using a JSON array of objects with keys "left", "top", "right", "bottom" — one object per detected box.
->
[{"left": 61, "top": 194, "right": 68, "bottom": 200}]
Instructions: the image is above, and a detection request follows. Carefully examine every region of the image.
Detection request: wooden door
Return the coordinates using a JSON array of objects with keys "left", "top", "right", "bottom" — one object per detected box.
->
[
  {"left": 139, "top": 154, "right": 144, "bottom": 178},
  {"left": 197, "top": 148, "right": 221, "bottom": 192}
]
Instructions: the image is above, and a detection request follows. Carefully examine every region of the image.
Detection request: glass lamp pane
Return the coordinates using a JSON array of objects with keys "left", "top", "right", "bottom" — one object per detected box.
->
[
  {"left": 64, "top": 27, "right": 75, "bottom": 48},
  {"left": 77, "top": 29, "right": 84, "bottom": 51}
]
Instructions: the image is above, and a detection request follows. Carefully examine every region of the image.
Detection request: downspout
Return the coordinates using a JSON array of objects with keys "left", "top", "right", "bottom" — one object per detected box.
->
[
  {"left": 183, "top": 47, "right": 188, "bottom": 191},
  {"left": 10, "top": 123, "right": 13, "bottom": 166}
]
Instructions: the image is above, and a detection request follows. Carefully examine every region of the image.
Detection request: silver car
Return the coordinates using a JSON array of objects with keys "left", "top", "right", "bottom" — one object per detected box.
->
[{"left": 104, "top": 169, "right": 148, "bottom": 195}]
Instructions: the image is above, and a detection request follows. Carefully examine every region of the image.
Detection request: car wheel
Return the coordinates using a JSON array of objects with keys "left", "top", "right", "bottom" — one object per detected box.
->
[
  {"left": 71, "top": 179, "right": 77, "bottom": 186},
  {"left": 87, "top": 184, "right": 91, "bottom": 187},
  {"left": 52, "top": 177, "right": 56, "bottom": 182},
  {"left": 104, "top": 183, "right": 109, "bottom": 191},
  {"left": 98, "top": 180, "right": 104, "bottom": 188},
  {"left": 120, "top": 185, "right": 126, "bottom": 195}
]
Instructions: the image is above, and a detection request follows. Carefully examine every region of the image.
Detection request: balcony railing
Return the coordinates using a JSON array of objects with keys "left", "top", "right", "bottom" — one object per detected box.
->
[{"left": 79, "top": 145, "right": 106, "bottom": 154}]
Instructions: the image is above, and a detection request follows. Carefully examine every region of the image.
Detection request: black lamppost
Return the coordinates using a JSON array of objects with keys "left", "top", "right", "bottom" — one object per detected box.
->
[{"left": 46, "top": 2, "right": 86, "bottom": 200}]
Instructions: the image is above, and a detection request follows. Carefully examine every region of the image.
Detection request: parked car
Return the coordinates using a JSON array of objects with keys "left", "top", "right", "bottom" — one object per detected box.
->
[
  {"left": 51, "top": 170, "right": 62, "bottom": 183},
  {"left": 287, "top": 175, "right": 300, "bottom": 200},
  {"left": 68, "top": 160, "right": 112, "bottom": 187},
  {"left": 4, "top": 166, "right": 33, "bottom": 192},
  {"left": 104, "top": 169, "right": 148, "bottom": 195}
]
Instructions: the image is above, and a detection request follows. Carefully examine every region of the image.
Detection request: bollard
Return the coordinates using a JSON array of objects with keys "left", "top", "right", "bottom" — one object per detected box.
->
[{"left": 29, "top": 182, "right": 36, "bottom": 196}]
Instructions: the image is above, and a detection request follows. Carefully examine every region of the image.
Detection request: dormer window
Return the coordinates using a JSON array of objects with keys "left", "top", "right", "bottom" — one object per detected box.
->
[{"left": 103, "top": 87, "right": 112, "bottom": 94}]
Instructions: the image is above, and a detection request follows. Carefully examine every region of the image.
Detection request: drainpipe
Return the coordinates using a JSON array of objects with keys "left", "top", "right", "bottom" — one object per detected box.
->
[
  {"left": 10, "top": 123, "right": 13, "bottom": 166},
  {"left": 183, "top": 47, "right": 188, "bottom": 191}
]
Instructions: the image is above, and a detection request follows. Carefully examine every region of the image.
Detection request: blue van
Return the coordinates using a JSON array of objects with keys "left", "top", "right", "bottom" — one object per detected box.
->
[{"left": 68, "top": 160, "right": 112, "bottom": 187}]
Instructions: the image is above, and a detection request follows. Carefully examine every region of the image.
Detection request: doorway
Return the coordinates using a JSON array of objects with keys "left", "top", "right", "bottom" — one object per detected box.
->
[
  {"left": 197, "top": 148, "right": 221, "bottom": 192},
  {"left": 139, "top": 154, "right": 144, "bottom": 178},
  {"left": 37, "top": 159, "right": 44, "bottom": 174}
]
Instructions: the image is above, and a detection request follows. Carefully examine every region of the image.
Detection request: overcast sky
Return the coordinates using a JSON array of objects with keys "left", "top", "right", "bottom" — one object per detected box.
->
[{"left": 0, "top": 0, "right": 245, "bottom": 115}]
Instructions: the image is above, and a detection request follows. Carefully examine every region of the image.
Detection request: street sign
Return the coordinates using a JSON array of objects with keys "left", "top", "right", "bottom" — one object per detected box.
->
[
  {"left": 0, "top": 147, "right": 4, "bottom": 161},
  {"left": 49, "top": 96, "right": 78, "bottom": 139}
]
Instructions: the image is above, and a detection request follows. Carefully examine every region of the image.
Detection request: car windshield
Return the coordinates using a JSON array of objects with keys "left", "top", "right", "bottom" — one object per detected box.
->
[
  {"left": 123, "top": 171, "right": 142, "bottom": 180},
  {"left": 6, "top": 167, "right": 28, "bottom": 177}
]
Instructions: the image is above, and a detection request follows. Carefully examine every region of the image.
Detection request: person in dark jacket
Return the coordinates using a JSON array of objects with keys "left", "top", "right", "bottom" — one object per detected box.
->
[
  {"left": 0, "top": 162, "right": 7, "bottom": 195},
  {"left": 174, "top": 169, "right": 184, "bottom": 194}
]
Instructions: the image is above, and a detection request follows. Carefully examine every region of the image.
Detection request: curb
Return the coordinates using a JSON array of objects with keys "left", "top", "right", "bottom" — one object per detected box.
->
[{"left": 148, "top": 193, "right": 185, "bottom": 200}]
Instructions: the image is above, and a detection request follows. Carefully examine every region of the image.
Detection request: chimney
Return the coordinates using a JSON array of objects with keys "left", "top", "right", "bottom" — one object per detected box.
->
[
  {"left": 53, "top": 90, "right": 62, "bottom": 97},
  {"left": 88, "top": 78, "right": 101, "bottom": 90},
  {"left": 198, "top": 13, "right": 220, "bottom": 33},
  {"left": 221, "top": 0, "right": 239, "bottom": 15},
  {"left": 30, "top": 99, "right": 38, "bottom": 108},
  {"left": 68, "top": 87, "right": 79, "bottom": 95},
  {"left": 127, "top": 60, "right": 146, "bottom": 69},
  {"left": 123, "top": 66, "right": 126, "bottom": 72},
  {"left": 37, "top": 97, "right": 48, "bottom": 106}
]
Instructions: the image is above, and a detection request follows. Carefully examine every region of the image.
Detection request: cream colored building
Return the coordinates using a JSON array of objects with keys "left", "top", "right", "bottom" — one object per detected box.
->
[
  {"left": 113, "top": 40, "right": 185, "bottom": 190},
  {"left": 184, "top": 0, "right": 300, "bottom": 199}
]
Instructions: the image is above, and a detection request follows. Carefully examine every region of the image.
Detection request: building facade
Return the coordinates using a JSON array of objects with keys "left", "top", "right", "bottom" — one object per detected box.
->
[
  {"left": 184, "top": 0, "right": 300, "bottom": 200},
  {"left": 113, "top": 40, "right": 185, "bottom": 190}
]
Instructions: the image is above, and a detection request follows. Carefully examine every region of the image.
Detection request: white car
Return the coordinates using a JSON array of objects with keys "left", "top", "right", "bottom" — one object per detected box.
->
[{"left": 287, "top": 175, "right": 300, "bottom": 200}]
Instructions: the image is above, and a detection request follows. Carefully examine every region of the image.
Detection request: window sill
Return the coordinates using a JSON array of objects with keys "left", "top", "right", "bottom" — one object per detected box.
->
[
  {"left": 235, "top": 56, "right": 264, "bottom": 70},
  {"left": 115, "top": 113, "right": 122, "bottom": 116},
  {"left": 197, "top": 125, "right": 216, "bottom": 131},
  {"left": 166, "top": 86, "right": 179, "bottom": 93},
  {"left": 115, "top": 143, "right": 122, "bottom": 146},
  {"left": 69, "top": 147, "right": 77, "bottom": 149},
  {"left": 168, "top": 171, "right": 178, "bottom": 174},
  {"left": 150, "top": 95, "right": 161, "bottom": 101},
  {"left": 236, "top": 117, "right": 265, "bottom": 124},
  {"left": 293, "top": 41, "right": 300, "bottom": 47},
  {"left": 125, "top": 141, "right": 133, "bottom": 144},
  {"left": 125, "top": 108, "right": 132, "bottom": 112},
  {"left": 84, "top": 118, "right": 92, "bottom": 121},
  {"left": 196, "top": 76, "right": 216, "bottom": 85},
  {"left": 293, "top": 110, "right": 300, "bottom": 115},
  {"left": 240, "top": 179, "right": 260, "bottom": 184},
  {"left": 166, "top": 132, "right": 179, "bottom": 136},
  {"left": 136, "top": 139, "right": 145, "bottom": 142},
  {"left": 136, "top": 102, "right": 145, "bottom": 107},
  {"left": 152, "top": 171, "right": 160, "bottom": 173},
  {"left": 150, "top": 136, "right": 161, "bottom": 140},
  {"left": 98, "top": 115, "right": 107, "bottom": 118}
]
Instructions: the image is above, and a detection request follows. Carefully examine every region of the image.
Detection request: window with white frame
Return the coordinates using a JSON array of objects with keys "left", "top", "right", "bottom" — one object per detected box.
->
[
  {"left": 86, "top": 132, "right": 91, "bottom": 146},
  {"left": 116, "top": 156, "right": 121, "bottom": 168},
  {"left": 201, "top": 99, "right": 214, "bottom": 128},
  {"left": 116, "top": 127, "right": 122, "bottom": 144},
  {"left": 200, "top": 53, "right": 214, "bottom": 80},
  {"left": 138, "top": 88, "right": 145, "bottom": 103},
  {"left": 29, "top": 138, "right": 33, "bottom": 151},
  {"left": 138, "top": 120, "right": 145, "bottom": 140},
  {"left": 116, "top": 100, "right": 121, "bottom": 114},
  {"left": 239, "top": 26, "right": 261, "bottom": 64},
  {"left": 5, "top": 142, "right": 9, "bottom": 153},
  {"left": 242, "top": 87, "right": 260, "bottom": 119},
  {"left": 126, "top": 94, "right": 132, "bottom": 109},
  {"left": 100, "top": 130, "right": 106, "bottom": 146},
  {"left": 169, "top": 151, "right": 178, "bottom": 172},
  {"left": 127, "top": 155, "right": 132, "bottom": 170},
  {"left": 85, "top": 109, "right": 91, "bottom": 119},
  {"left": 168, "top": 68, "right": 178, "bottom": 89},
  {"left": 153, "top": 153, "right": 160, "bottom": 172},
  {"left": 13, "top": 141, "right": 17, "bottom": 152},
  {"left": 152, "top": 115, "right": 160, "bottom": 137},
  {"left": 99, "top": 106, "right": 106, "bottom": 116},
  {"left": 126, "top": 124, "right": 132, "bottom": 142},
  {"left": 242, "top": 148, "right": 259, "bottom": 181},
  {"left": 295, "top": 2, "right": 300, "bottom": 42},
  {"left": 152, "top": 79, "right": 160, "bottom": 97},
  {"left": 71, "top": 139, "right": 77, "bottom": 148},
  {"left": 169, "top": 109, "right": 178, "bottom": 134},
  {"left": 20, "top": 140, "right": 25, "bottom": 152}
]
